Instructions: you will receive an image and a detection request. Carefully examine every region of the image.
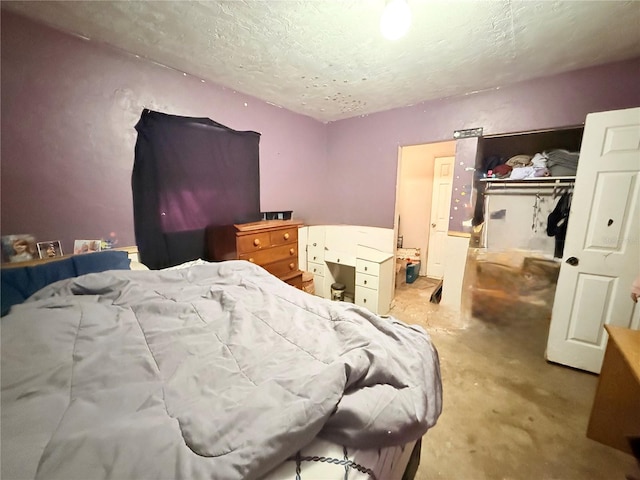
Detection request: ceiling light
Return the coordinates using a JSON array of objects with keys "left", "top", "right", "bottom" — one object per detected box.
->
[{"left": 380, "top": 0, "right": 412, "bottom": 41}]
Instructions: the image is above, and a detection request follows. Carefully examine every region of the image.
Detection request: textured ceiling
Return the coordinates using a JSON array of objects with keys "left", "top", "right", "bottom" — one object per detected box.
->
[{"left": 3, "top": 0, "right": 640, "bottom": 122}]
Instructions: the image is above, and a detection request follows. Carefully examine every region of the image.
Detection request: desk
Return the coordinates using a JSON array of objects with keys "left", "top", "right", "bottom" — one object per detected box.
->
[
  {"left": 586, "top": 325, "right": 640, "bottom": 455},
  {"left": 302, "top": 225, "right": 394, "bottom": 315}
]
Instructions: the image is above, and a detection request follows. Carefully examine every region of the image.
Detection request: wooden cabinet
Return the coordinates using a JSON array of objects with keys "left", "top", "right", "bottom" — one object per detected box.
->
[
  {"left": 206, "top": 220, "right": 303, "bottom": 288},
  {"left": 587, "top": 325, "right": 640, "bottom": 454}
]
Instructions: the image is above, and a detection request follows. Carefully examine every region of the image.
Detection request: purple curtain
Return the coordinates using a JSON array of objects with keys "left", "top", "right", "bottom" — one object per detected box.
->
[{"left": 132, "top": 109, "right": 261, "bottom": 269}]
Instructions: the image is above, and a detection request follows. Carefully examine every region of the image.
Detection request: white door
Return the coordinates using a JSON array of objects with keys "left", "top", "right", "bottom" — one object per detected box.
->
[
  {"left": 426, "top": 156, "right": 454, "bottom": 278},
  {"left": 546, "top": 107, "right": 640, "bottom": 374}
]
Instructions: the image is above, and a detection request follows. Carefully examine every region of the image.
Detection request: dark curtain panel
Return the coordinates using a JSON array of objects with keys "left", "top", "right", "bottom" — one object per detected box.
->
[{"left": 132, "top": 109, "right": 261, "bottom": 269}]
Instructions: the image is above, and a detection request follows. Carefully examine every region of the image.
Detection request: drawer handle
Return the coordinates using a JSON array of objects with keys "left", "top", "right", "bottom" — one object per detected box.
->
[
  {"left": 364, "top": 280, "right": 368, "bottom": 285},
  {"left": 253, "top": 238, "right": 261, "bottom": 246},
  {"left": 283, "top": 233, "right": 290, "bottom": 240},
  {"left": 289, "top": 263, "right": 295, "bottom": 270},
  {"left": 249, "top": 258, "right": 255, "bottom": 263},
  {"left": 337, "top": 258, "right": 340, "bottom": 263},
  {"left": 289, "top": 248, "right": 295, "bottom": 255},
  {"left": 364, "top": 266, "right": 368, "bottom": 271},
  {"left": 363, "top": 299, "right": 367, "bottom": 303},
  {"left": 313, "top": 256, "right": 317, "bottom": 261},
  {"left": 313, "top": 242, "right": 317, "bottom": 247}
]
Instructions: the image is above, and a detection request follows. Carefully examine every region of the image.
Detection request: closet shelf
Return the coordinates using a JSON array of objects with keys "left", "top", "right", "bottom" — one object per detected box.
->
[
  {"left": 480, "top": 176, "right": 575, "bottom": 195},
  {"left": 480, "top": 176, "right": 575, "bottom": 190},
  {"left": 480, "top": 176, "right": 575, "bottom": 185}
]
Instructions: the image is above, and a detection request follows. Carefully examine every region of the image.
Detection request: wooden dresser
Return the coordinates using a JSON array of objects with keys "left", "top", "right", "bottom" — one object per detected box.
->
[{"left": 206, "top": 220, "right": 303, "bottom": 288}]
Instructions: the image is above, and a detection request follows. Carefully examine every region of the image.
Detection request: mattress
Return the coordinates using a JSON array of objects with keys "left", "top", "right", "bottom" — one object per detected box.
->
[{"left": 262, "top": 438, "right": 417, "bottom": 480}]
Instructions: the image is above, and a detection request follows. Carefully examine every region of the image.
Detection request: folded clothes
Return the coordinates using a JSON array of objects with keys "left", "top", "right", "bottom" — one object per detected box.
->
[
  {"left": 506, "top": 154, "right": 532, "bottom": 168},
  {"left": 510, "top": 166, "right": 535, "bottom": 180},
  {"left": 510, "top": 166, "right": 549, "bottom": 180},
  {"left": 494, "top": 164, "right": 513, "bottom": 178},
  {"left": 533, "top": 167, "right": 550, "bottom": 177},
  {"left": 531, "top": 152, "right": 548, "bottom": 168},
  {"left": 546, "top": 149, "right": 579, "bottom": 176},
  {"left": 545, "top": 149, "right": 579, "bottom": 165}
]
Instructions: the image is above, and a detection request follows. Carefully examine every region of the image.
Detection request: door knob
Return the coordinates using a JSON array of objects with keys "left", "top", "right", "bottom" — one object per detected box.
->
[
  {"left": 432, "top": 223, "right": 436, "bottom": 228},
  {"left": 566, "top": 256, "right": 579, "bottom": 266}
]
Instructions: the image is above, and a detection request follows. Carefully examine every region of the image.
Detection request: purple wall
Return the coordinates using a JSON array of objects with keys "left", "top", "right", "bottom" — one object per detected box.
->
[
  {"left": 2, "top": 10, "right": 639, "bottom": 254},
  {"left": 327, "top": 57, "right": 640, "bottom": 227},
  {"left": 1, "top": 11, "right": 327, "bottom": 253}
]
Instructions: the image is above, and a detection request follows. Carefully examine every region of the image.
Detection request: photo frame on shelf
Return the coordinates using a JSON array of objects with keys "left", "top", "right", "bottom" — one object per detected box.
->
[
  {"left": 1, "top": 234, "right": 37, "bottom": 263},
  {"left": 37, "top": 240, "right": 64, "bottom": 259},
  {"left": 73, "top": 239, "right": 102, "bottom": 255}
]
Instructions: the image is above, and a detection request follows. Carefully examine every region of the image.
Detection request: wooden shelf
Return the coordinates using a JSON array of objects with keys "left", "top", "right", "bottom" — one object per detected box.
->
[{"left": 1, "top": 246, "right": 138, "bottom": 269}]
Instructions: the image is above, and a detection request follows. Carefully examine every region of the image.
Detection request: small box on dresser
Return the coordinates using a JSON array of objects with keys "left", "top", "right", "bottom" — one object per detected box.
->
[{"left": 206, "top": 220, "right": 303, "bottom": 288}]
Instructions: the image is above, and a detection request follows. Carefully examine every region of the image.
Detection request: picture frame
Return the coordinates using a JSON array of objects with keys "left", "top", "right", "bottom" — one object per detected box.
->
[
  {"left": 73, "top": 239, "right": 102, "bottom": 255},
  {"left": 1, "top": 234, "right": 38, "bottom": 263},
  {"left": 37, "top": 240, "right": 64, "bottom": 259}
]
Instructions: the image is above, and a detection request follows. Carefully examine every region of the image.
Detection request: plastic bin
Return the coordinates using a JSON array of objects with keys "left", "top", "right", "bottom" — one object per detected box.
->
[
  {"left": 406, "top": 262, "right": 420, "bottom": 284},
  {"left": 331, "top": 282, "right": 346, "bottom": 301}
]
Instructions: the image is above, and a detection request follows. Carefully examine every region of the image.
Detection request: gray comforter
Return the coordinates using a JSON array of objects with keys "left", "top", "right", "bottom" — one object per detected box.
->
[{"left": 1, "top": 261, "right": 442, "bottom": 480}]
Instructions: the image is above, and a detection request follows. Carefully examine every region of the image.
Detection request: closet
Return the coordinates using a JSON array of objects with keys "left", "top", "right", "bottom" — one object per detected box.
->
[{"left": 468, "top": 126, "right": 584, "bottom": 322}]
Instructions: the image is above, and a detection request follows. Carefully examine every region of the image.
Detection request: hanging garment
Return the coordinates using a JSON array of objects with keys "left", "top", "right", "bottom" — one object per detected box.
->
[
  {"left": 132, "top": 109, "right": 261, "bottom": 269},
  {"left": 547, "top": 191, "right": 572, "bottom": 258}
]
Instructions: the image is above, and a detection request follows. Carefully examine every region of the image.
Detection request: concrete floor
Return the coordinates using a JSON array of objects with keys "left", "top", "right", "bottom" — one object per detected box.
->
[{"left": 390, "top": 276, "right": 636, "bottom": 480}]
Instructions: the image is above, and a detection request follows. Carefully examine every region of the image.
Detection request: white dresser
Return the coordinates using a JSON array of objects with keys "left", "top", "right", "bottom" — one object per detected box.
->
[{"left": 300, "top": 225, "right": 394, "bottom": 315}]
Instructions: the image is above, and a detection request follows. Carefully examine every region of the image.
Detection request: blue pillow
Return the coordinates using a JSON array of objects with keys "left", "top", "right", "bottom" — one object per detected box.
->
[
  {"left": 1, "top": 258, "right": 76, "bottom": 316},
  {"left": 1, "top": 268, "right": 31, "bottom": 316},
  {"left": 1, "top": 282, "right": 25, "bottom": 316},
  {"left": 1, "top": 251, "right": 131, "bottom": 316},
  {"left": 1, "top": 266, "right": 30, "bottom": 298},
  {"left": 72, "top": 250, "right": 130, "bottom": 276},
  {"left": 26, "top": 257, "right": 76, "bottom": 295}
]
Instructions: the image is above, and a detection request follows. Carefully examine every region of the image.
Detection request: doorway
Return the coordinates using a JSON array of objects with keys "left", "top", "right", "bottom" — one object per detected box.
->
[{"left": 394, "top": 140, "right": 456, "bottom": 282}]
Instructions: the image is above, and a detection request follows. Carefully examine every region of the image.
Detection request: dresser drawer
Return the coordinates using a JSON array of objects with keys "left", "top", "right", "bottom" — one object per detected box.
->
[
  {"left": 356, "top": 272, "right": 379, "bottom": 290},
  {"left": 307, "top": 261, "right": 325, "bottom": 276},
  {"left": 307, "top": 245, "right": 324, "bottom": 264},
  {"left": 355, "top": 286, "right": 379, "bottom": 312},
  {"left": 237, "top": 232, "right": 271, "bottom": 254},
  {"left": 356, "top": 258, "right": 380, "bottom": 276},
  {"left": 239, "top": 244, "right": 297, "bottom": 264},
  {"left": 325, "top": 250, "right": 356, "bottom": 267},
  {"left": 262, "top": 257, "right": 299, "bottom": 278},
  {"left": 270, "top": 227, "right": 298, "bottom": 246}
]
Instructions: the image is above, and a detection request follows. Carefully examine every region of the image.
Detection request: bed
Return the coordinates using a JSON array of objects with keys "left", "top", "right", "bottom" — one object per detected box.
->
[{"left": 1, "top": 254, "right": 442, "bottom": 480}]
